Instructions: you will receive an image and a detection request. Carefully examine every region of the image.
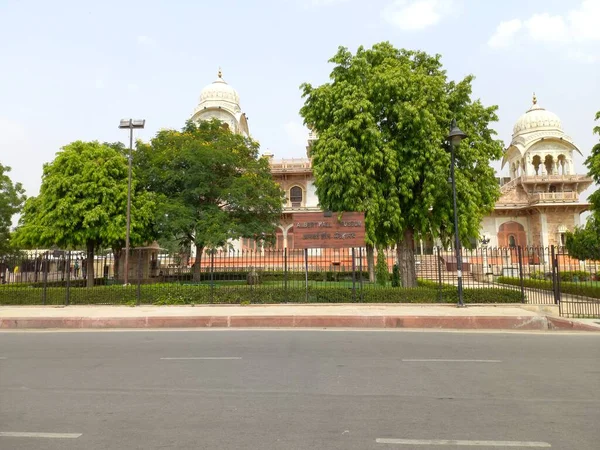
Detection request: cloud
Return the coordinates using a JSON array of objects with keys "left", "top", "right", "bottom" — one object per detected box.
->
[
  {"left": 309, "top": 0, "right": 349, "bottom": 6},
  {"left": 284, "top": 121, "right": 309, "bottom": 149},
  {"left": 525, "top": 13, "right": 569, "bottom": 43},
  {"left": 488, "top": 0, "right": 600, "bottom": 62},
  {"left": 136, "top": 35, "right": 155, "bottom": 46},
  {"left": 382, "top": 0, "right": 453, "bottom": 31},
  {"left": 488, "top": 19, "right": 522, "bottom": 48}
]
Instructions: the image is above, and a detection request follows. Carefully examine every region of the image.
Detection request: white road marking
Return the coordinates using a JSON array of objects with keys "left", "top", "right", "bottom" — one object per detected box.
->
[
  {"left": 0, "top": 432, "right": 82, "bottom": 439},
  {"left": 160, "top": 357, "right": 242, "bottom": 360},
  {"left": 402, "top": 359, "right": 502, "bottom": 363},
  {"left": 376, "top": 438, "right": 550, "bottom": 447}
]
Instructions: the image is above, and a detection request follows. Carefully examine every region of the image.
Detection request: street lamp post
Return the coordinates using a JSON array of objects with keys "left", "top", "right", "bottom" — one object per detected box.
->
[
  {"left": 118, "top": 119, "right": 145, "bottom": 285},
  {"left": 480, "top": 235, "right": 491, "bottom": 280},
  {"left": 447, "top": 119, "right": 467, "bottom": 307}
]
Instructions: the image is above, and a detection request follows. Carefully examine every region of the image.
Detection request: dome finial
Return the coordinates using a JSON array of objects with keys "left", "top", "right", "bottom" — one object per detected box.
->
[
  {"left": 532, "top": 92, "right": 537, "bottom": 105},
  {"left": 218, "top": 67, "right": 222, "bottom": 79}
]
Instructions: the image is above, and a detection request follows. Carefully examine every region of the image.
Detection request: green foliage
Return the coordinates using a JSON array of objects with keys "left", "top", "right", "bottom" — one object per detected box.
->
[
  {"left": 391, "top": 264, "right": 400, "bottom": 287},
  {"left": 375, "top": 248, "right": 389, "bottom": 286},
  {"left": 299, "top": 43, "right": 504, "bottom": 285},
  {"left": 497, "top": 276, "right": 600, "bottom": 300},
  {"left": 566, "top": 216, "right": 600, "bottom": 261},
  {"left": 135, "top": 120, "right": 284, "bottom": 261},
  {"left": 559, "top": 271, "right": 591, "bottom": 282},
  {"left": 0, "top": 163, "right": 26, "bottom": 255},
  {"left": 13, "top": 141, "right": 156, "bottom": 286},
  {"left": 0, "top": 283, "right": 522, "bottom": 305}
]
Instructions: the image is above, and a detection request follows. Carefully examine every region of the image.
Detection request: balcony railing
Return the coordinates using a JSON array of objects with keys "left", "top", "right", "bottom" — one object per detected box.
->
[
  {"left": 521, "top": 174, "right": 592, "bottom": 183},
  {"left": 270, "top": 159, "right": 312, "bottom": 173},
  {"left": 529, "top": 192, "right": 578, "bottom": 203}
]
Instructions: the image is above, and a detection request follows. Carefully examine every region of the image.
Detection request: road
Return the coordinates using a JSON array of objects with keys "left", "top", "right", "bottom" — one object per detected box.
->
[{"left": 0, "top": 330, "right": 599, "bottom": 449}]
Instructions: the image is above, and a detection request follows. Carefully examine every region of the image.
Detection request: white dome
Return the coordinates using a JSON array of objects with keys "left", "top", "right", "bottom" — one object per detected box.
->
[
  {"left": 512, "top": 97, "right": 562, "bottom": 136},
  {"left": 197, "top": 70, "right": 241, "bottom": 112}
]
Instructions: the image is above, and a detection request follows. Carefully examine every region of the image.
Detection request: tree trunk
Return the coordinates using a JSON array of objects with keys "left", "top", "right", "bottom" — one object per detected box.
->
[
  {"left": 396, "top": 228, "right": 417, "bottom": 288},
  {"left": 86, "top": 241, "right": 95, "bottom": 288},
  {"left": 366, "top": 244, "right": 375, "bottom": 282},
  {"left": 192, "top": 244, "right": 203, "bottom": 282}
]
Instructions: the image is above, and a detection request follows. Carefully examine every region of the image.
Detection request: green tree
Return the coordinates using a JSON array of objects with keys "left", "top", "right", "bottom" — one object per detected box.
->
[
  {"left": 135, "top": 120, "right": 284, "bottom": 281},
  {"left": 568, "top": 111, "right": 600, "bottom": 260},
  {"left": 13, "top": 141, "right": 155, "bottom": 287},
  {"left": 0, "top": 163, "right": 26, "bottom": 255},
  {"left": 565, "top": 217, "right": 600, "bottom": 260},
  {"left": 300, "top": 42, "right": 503, "bottom": 286}
]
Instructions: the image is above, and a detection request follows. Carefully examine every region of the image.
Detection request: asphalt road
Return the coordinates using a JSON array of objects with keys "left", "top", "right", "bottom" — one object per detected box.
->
[{"left": 0, "top": 330, "right": 599, "bottom": 449}]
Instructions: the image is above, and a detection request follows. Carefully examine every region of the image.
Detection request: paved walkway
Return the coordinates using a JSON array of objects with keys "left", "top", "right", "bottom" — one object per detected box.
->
[{"left": 0, "top": 304, "right": 598, "bottom": 331}]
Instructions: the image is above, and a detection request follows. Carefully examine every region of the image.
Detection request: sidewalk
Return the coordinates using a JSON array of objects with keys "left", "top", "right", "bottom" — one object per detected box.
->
[{"left": 1, "top": 304, "right": 598, "bottom": 331}]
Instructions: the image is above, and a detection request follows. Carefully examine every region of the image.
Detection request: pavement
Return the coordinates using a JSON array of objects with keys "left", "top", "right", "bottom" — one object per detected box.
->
[
  {"left": 0, "top": 303, "right": 599, "bottom": 331},
  {"left": 1, "top": 330, "right": 599, "bottom": 449}
]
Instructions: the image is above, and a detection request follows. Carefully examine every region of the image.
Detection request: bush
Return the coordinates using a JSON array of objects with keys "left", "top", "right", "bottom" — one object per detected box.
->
[
  {"left": 375, "top": 249, "right": 389, "bottom": 286},
  {"left": 559, "top": 271, "right": 591, "bottom": 282},
  {"left": 391, "top": 264, "right": 400, "bottom": 287},
  {"left": 497, "top": 276, "right": 600, "bottom": 300},
  {"left": 0, "top": 282, "right": 522, "bottom": 305},
  {"left": 529, "top": 270, "right": 548, "bottom": 280}
]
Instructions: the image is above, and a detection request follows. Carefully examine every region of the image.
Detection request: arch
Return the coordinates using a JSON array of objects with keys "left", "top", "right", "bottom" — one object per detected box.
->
[
  {"left": 532, "top": 155, "right": 541, "bottom": 175},
  {"left": 557, "top": 154, "right": 566, "bottom": 175},
  {"left": 289, "top": 186, "right": 303, "bottom": 208},
  {"left": 497, "top": 221, "right": 527, "bottom": 248},
  {"left": 544, "top": 155, "right": 554, "bottom": 175}
]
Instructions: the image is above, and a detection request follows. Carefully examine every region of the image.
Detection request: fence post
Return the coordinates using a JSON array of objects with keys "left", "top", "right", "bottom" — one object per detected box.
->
[
  {"left": 517, "top": 246, "right": 525, "bottom": 303},
  {"left": 136, "top": 248, "right": 142, "bottom": 306},
  {"left": 65, "top": 251, "right": 71, "bottom": 306},
  {"left": 437, "top": 247, "right": 443, "bottom": 302},
  {"left": 550, "top": 245, "right": 560, "bottom": 305},
  {"left": 210, "top": 252, "right": 215, "bottom": 304},
  {"left": 284, "top": 248, "right": 288, "bottom": 296},
  {"left": 304, "top": 248, "right": 309, "bottom": 303},
  {"left": 358, "top": 247, "right": 364, "bottom": 301},
  {"left": 42, "top": 253, "right": 48, "bottom": 305},
  {"left": 351, "top": 248, "right": 356, "bottom": 302}
]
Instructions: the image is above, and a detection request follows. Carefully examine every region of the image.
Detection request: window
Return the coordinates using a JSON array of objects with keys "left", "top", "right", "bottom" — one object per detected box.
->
[
  {"left": 508, "top": 235, "right": 516, "bottom": 248},
  {"left": 290, "top": 186, "right": 303, "bottom": 208},
  {"left": 560, "top": 233, "right": 566, "bottom": 246}
]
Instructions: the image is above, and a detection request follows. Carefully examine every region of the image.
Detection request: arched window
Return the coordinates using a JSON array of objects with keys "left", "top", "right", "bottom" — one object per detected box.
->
[
  {"left": 508, "top": 235, "right": 516, "bottom": 248},
  {"left": 290, "top": 186, "right": 303, "bottom": 208}
]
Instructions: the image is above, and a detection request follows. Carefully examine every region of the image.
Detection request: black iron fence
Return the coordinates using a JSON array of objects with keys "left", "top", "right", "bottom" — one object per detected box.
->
[{"left": 0, "top": 246, "right": 598, "bottom": 317}]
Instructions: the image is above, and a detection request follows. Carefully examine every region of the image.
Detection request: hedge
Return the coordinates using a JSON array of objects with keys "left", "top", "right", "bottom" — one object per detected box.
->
[
  {"left": 0, "top": 283, "right": 522, "bottom": 305},
  {"left": 497, "top": 276, "right": 600, "bottom": 300}
]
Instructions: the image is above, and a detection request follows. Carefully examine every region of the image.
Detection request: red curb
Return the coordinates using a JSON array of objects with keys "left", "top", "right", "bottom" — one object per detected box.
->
[
  {"left": 0, "top": 314, "right": 576, "bottom": 330},
  {"left": 546, "top": 316, "right": 600, "bottom": 332}
]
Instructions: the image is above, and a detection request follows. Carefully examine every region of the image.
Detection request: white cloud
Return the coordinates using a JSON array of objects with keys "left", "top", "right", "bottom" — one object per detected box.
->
[
  {"left": 284, "top": 121, "right": 309, "bottom": 149},
  {"left": 136, "top": 35, "right": 155, "bottom": 46},
  {"left": 488, "top": 0, "right": 600, "bottom": 63},
  {"left": 488, "top": 19, "right": 522, "bottom": 48},
  {"left": 382, "top": 0, "right": 453, "bottom": 31},
  {"left": 309, "top": 0, "right": 349, "bottom": 5},
  {"left": 525, "top": 13, "right": 569, "bottom": 42}
]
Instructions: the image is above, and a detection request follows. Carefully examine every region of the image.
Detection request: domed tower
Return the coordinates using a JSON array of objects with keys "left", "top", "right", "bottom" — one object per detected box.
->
[
  {"left": 191, "top": 69, "right": 250, "bottom": 137},
  {"left": 485, "top": 95, "right": 593, "bottom": 249},
  {"left": 502, "top": 94, "right": 580, "bottom": 178}
]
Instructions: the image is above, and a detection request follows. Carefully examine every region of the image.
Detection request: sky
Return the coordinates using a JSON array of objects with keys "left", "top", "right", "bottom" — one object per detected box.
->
[{"left": 1, "top": 0, "right": 599, "bottom": 203}]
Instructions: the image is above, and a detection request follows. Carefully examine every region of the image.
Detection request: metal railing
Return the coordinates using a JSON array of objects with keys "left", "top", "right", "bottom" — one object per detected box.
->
[{"left": 0, "top": 246, "right": 598, "bottom": 317}]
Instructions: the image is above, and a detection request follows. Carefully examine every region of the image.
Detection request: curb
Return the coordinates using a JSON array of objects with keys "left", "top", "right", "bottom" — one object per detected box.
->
[{"left": 1, "top": 315, "right": 595, "bottom": 331}]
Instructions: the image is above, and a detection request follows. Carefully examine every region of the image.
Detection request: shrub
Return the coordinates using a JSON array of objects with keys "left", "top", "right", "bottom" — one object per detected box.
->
[
  {"left": 529, "top": 270, "right": 549, "bottom": 280},
  {"left": 0, "top": 282, "right": 522, "bottom": 305},
  {"left": 375, "top": 249, "right": 389, "bottom": 286},
  {"left": 497, "top": 276, "right": 600, "bottom": 300},
  {"left": 559, "top": 271, "right": 590, "bottom": 282},
  {"left": 391, "top": 264, "right": 400, "bottom": 287}
]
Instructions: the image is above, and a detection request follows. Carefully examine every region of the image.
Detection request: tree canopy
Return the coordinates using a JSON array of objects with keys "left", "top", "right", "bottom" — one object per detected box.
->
[
  {"left": 567, "top": 110, "right": 600, "bottom": 260},
  {"left": 13, "top": 141, "right": 155, "bottom": 286},
  {"left": 300, "top": 42, "right": 504, "bottom": 286},
  {"left": 0, "top": 163, "right": 26, "bottom": 255},
  {"left": 135, "top": 119, "right": 284, "bottom": 279}
]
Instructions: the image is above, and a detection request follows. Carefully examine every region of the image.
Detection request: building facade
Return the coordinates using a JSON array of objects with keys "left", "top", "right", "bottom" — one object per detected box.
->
[{"left": 192, "top": 74, "right": 592, "bottom": 252}]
